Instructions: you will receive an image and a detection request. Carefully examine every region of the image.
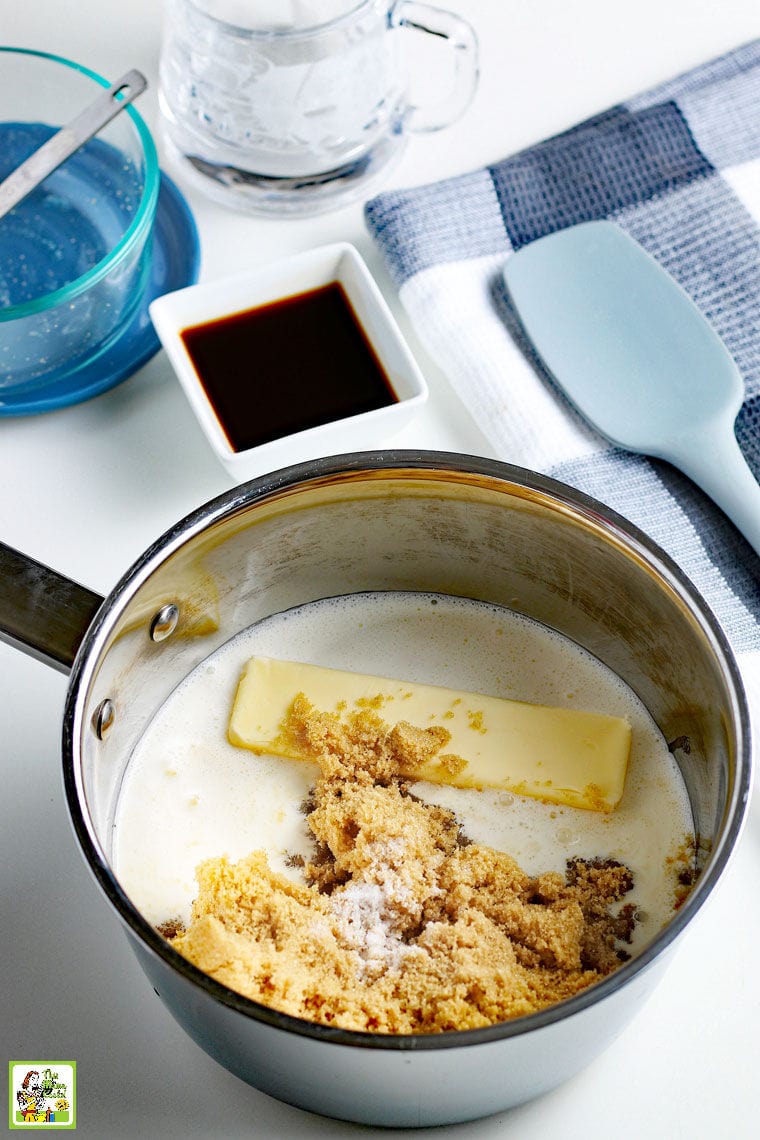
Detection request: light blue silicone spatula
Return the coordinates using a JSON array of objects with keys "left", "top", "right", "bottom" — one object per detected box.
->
[{"left": 502, "top": 219, "right": 760, "bottom": 557}]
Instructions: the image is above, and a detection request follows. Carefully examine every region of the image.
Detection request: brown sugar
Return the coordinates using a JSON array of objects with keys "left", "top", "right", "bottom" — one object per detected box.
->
[{"left": 166, "top": 696, "right": 637, "bottom": 1033}]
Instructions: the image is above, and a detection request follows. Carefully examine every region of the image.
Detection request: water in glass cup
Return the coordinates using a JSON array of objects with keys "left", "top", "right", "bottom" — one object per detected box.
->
[{"left": 158, "top": 0, "right": 478, "bottom": 214}]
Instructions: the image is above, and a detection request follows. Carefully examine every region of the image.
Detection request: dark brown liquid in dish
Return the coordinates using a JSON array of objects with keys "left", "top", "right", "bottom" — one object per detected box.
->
[{"left": 181, "top": 282, "right": 397, "bottom": 453}]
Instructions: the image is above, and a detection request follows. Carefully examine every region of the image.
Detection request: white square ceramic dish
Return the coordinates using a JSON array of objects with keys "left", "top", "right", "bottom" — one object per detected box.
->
[{"left": 149, "top": 242, "right": 428, "bottom": 480}]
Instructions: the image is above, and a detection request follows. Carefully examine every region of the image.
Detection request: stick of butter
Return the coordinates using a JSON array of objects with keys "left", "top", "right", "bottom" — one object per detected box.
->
[{"left": 228, "top": 656, "right": 631, "bottom": 812}]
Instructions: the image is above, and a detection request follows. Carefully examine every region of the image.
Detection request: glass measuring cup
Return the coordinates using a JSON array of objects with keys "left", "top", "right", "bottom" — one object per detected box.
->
[{"left": 158, "top": 0, "right": 479, "bottom": 214}]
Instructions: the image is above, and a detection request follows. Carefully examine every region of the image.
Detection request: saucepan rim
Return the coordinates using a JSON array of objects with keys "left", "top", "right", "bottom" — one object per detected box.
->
[{"left": 62, "top": 450, "right": 752, "bottom": 1051}]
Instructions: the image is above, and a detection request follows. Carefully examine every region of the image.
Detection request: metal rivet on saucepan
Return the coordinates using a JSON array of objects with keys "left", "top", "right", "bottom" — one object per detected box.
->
[
  {"left": 91, "top": 698, "right": 115, "bottom": 740},
  {"left": 150, "top": 603, "right": 180, "bottom": 642}
]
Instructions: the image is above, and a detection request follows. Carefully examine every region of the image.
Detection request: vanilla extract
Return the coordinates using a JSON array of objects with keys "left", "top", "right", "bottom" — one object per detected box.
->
[{"left": 180, "top": 282, "right": 397, "bottom": 452}]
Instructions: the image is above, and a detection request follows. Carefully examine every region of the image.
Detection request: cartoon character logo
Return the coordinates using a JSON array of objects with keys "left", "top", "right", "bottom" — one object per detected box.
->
[
  {"left": 16, "top": 1071, "right": 45, "bottom": 1122},
  {"left": 9, "top": 1063, "right": 75, "bottom": 1129}
]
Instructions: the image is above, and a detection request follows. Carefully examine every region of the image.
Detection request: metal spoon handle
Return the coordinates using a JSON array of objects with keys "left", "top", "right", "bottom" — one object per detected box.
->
[{"left": 0, "top": 68, "right": 147, "bottom": 222}]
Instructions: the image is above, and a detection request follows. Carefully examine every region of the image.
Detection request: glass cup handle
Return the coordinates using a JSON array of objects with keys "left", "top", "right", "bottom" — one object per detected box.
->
[{"left": 391, "top": 1, "right": 479, "bottom": 133}]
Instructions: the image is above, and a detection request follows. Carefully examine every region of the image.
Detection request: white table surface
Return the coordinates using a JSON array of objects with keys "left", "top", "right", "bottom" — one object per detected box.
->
[{"left": 3, "top": 3, "right": 760, "bottom": 1137}]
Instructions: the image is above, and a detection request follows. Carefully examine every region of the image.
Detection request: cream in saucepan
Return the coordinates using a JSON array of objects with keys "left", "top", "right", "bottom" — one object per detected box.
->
[{"left": 113, "top": 591, "right": 694, "bottom": 952}]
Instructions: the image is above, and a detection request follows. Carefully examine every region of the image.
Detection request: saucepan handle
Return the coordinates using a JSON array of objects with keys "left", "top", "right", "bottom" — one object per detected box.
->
[{"left": 0, "top": 541, "right": 104, "bottom": 674}]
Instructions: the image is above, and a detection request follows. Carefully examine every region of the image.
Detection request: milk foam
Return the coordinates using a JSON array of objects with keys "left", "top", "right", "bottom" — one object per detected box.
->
[{"left": 113, "top": 592, "right": 694, "bottom": 951}]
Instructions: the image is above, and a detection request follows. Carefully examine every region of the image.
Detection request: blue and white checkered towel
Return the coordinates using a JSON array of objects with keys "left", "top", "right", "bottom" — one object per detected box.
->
[{"left": 366, "top": 38, "right": 760, "bottom": 709}]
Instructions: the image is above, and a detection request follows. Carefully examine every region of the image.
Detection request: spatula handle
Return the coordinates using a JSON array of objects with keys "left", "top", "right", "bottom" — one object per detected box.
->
[{"left": 667, "top": 420, "right": 760, "bottom": 560}]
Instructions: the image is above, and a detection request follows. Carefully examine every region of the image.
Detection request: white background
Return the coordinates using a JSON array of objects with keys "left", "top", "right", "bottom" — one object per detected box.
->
[{"left": 2, "top": 2, "right": 760, "bottom": 1137}]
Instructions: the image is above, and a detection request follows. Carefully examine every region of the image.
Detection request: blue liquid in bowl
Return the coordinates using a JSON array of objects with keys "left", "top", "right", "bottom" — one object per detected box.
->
[
  {"left": 0, "top": 122, "right": 143, "bottom": 305},
  {"left": 0, "top": 122, "right": 152, "bottom": 393}
]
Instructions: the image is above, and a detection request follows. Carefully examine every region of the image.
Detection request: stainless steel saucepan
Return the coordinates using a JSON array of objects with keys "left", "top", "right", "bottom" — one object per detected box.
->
[{"left": 0, "top": 452, "right": 750, "bottom": 1127}]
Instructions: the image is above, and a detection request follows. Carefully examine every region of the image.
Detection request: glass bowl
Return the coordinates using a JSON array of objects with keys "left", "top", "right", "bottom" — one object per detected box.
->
[{"left": 0, "top": 48, "right": 160, "bottom": 401}]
